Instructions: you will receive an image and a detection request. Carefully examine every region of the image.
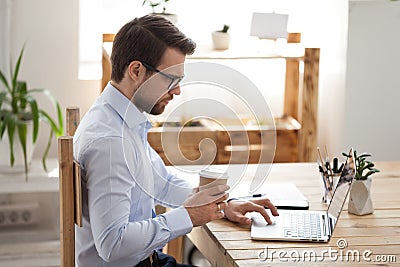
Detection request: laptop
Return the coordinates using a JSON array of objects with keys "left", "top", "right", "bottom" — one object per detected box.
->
[{"left": 251, "top": 148, "right": 355, "bottom": 242}]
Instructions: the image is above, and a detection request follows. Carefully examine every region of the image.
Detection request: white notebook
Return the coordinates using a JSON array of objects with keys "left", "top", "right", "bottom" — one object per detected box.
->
[{"left": 232, "top": 183, "right": 309, "bottom": 210}]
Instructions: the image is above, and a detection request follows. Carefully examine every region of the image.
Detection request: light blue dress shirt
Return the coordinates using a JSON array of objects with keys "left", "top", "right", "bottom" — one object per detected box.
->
[{"left": 74, "top": 83, "right": 194, "bottom": 267}]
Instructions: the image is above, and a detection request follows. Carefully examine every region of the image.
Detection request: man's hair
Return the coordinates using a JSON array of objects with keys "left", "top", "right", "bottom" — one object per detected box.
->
[{"left": 111, "top": 15, "right": 196, "bottom": 83}]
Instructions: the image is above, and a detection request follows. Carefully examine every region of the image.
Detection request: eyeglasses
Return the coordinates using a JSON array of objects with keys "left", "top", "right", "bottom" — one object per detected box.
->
[{"left": 141, "top": 62, "right": 184, "bottom": 91}]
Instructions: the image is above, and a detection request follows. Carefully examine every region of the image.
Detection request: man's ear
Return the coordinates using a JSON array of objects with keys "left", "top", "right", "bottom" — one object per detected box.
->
[{"left": 127, "top": 61, "right": 145, "bottom": 81}]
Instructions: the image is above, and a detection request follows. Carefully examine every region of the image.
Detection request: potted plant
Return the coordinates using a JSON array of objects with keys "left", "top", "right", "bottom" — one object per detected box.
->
[
  {"left": 212, "top": 24, "right": 230, "bottom": 50},
  {"left": 343, "top": 150, "right": 380, "bottom": 215},
  {"left": 142, "top": 0, "right": 178, "bottom": 24},
  {"left": 0, "top": 46, "right": 63, "bottom": 180}
]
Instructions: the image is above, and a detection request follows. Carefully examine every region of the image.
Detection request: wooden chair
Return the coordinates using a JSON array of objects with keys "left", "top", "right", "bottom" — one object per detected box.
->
[{"left": 58, "top": 107, "right": 82, "bottom": 267}]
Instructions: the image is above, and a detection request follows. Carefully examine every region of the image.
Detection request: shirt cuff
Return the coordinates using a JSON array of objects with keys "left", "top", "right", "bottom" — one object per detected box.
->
[{"left": 161, "top": 206, "right": 193, "bottom": 241}]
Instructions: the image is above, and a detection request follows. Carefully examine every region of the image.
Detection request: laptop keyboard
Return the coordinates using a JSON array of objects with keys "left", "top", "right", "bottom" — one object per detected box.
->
[{"left": 283, "top": 213, "right": 322, "bottom": 239}]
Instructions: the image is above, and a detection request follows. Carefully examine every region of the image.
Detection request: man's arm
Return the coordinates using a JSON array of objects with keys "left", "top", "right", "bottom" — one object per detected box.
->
[
  {"left": 80, "top": 137, "right": 193, "bottom": 262},
  {"left": 148, "top": 147, "right": 194, "bottom": 207}
]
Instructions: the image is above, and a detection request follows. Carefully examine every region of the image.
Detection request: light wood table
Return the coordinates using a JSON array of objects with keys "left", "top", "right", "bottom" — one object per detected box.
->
[{"left": 187, "top": 162, "right": 400, "bottom": 266}]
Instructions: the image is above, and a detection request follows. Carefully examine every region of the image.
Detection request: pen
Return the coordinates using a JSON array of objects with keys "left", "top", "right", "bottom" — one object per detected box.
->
[
  {"left": 324, "top": 145, "right": 334, "bottom": 187},
  {"left": 333, "top": 158, "right": 338, "bottom": 173},
  {"left": 236, "top": 193, "right": 266, "bottom": 200},
  {"left": 317, "top": 147, "right": 333, "bottom": 198}
]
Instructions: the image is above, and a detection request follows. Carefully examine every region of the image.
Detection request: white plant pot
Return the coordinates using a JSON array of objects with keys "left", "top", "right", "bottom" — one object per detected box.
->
[
  {"left": 348, "top": 177, "right": 374, "bottom": 215},
  {"left": 211, "top": 31, "right": 230, "bottom": 50},
  {"left": 0, "top": 121, "right": 35, "bottom": 174}
]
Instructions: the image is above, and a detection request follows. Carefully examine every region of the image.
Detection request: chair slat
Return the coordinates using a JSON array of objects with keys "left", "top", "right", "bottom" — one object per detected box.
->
[
  {"left": 73, "top": 160, "right": 82, "bottom": 227},
  {"left": 58, "top": 136, "right": 75, "bottom": 267},
  {"left": 66, "top": 107, "right": 80, "bottom": 136}
]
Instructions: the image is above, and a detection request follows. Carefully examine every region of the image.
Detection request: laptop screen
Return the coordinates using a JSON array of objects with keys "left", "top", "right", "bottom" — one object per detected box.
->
[{"left": 327, "top": 149, "right": 356, "bottom": 231}]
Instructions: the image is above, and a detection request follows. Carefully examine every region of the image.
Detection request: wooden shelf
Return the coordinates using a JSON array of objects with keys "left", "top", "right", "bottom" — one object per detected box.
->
[
  {"left": 101, "top": 33, "right": 320, "bottom": 163},
  {"left": 147, "top": 115, "right": 302, "bottom": 165},
  {"left": 188, "top": 44, "right": 305, "bottom": 60}
]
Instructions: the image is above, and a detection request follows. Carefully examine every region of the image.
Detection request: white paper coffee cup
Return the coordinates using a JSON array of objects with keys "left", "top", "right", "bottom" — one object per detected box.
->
[{"left": 198, "top": 167, "right": 229, "bottom": 191}]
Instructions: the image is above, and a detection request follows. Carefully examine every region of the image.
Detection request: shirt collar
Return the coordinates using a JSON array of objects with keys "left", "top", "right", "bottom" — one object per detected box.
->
[{"left": 101, "top": 82, "right": 148, "bottom": 129}]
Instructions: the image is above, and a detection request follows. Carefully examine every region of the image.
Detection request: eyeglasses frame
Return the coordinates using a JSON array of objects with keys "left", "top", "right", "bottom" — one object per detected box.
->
[{"left": 141, "top": 62, "right": 184, "bottom": 91}]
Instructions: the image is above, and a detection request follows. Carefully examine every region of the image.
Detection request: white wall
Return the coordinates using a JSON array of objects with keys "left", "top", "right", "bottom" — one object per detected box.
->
[
  {"left": 344, "top": 1, "right": 400, "bottom": 160},
  {"left": 7, "top": 0, "right": 99, "bottom": 159},
  {"left": 1, "top": 0, "right": 360, "bottom": 162}
]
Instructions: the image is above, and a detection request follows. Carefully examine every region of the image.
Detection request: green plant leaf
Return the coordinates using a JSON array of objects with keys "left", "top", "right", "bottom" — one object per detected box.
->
[
  {"left": 365, "top": 162, "right": 374, "bottom": 169},
  {"left": 0, "top": 91, "right": 8, "bottom": 109},
  {"left": 55, "top": 100, "right": 64, "bottom": 137},
  {"left": 39, "top": 109, "right": 60, "bottom": 134},
  {"left": 0, "top": 123, "right": 5, "bottom": 140},
  {"left": 17, "top": 122, "right": 28, "bottom": 181},
  {"left": 16, "top": 81, "right": 28, "bottom": 111},
  {"left": 11, "top": 46, "right": 25, "bottom": 93},
  {"left": 28, "top": 88, "right": 63, "bottom": 136},
  {"left": 5, "top": 113, "right": 17, "bottom": 166},
  {"left": 0, "top": 70, "right": 11, "bottom": 94},
  {"left": 24, "top": 95, "right": 39, "bottom": 143},
  {"left": 364, "top": 170, "right": 376, "bottom": 178},
  {"left": 358, "top": 153, "right": 371, "bottom": 158},
  {"left": 42, "top": 129, "right": 53, "bottom": 172},
  {"left": 0, "top": 111, "right": 5, "bottom": 139},
  {"left": 37, "top": 109, "right": 61, "bottom": 173}
]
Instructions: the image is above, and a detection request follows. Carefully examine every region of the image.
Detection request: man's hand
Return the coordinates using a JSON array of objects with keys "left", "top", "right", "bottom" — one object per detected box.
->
[
  {"left": 224, "top": 198, "right": 279, "bottom": 225},
  {"left": 184, "top": 185, "right": 229, "bottom": 227}
]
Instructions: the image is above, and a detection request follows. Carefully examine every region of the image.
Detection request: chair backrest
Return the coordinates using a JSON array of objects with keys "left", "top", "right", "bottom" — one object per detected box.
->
[{"left": 58, "top": 106, "right": 82, "bottom": 267}]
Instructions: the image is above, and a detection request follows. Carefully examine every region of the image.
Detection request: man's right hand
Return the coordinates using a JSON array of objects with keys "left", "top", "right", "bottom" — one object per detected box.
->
[{"left": 183, "top": 185, "right": 229, "bottom": 227}]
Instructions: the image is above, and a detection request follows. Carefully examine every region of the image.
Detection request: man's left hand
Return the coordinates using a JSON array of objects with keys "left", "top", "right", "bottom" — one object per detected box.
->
[{"left": 224, "top": 198, "right": 279, "bottom": 225}]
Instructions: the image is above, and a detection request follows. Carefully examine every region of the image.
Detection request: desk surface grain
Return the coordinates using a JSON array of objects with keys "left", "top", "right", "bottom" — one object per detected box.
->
[{"left": 187, "top": 162, "right": 400, "bottom": 267}]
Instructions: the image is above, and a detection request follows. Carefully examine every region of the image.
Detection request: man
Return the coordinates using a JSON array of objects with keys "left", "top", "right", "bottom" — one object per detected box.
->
[{"left": 74, "top": 15, "right": 278, "bottom": 267}]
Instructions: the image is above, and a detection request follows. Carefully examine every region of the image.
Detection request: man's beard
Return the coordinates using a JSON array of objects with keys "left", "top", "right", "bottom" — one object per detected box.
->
[{"left": 149, "top": 102, "right": 165, "bottom": 115}]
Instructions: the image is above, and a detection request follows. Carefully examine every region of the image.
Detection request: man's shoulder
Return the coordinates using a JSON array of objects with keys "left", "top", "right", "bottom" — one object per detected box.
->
[
  {"left": 74, "top": 102, "right": 126, "bottom": 153},
  {"left": 80, "top": 102, "right": 124, "bottom": 135}
]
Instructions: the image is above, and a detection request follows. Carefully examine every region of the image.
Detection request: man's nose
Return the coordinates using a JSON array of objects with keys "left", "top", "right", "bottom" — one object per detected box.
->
[{"left": 169, "top": 85, "right": 181, "bottom": 96}]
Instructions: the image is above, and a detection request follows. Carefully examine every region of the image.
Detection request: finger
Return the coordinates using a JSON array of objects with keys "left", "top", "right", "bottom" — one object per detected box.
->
[
  {"left": 251, "top": 198, "right": 279, "bottom": 216},
  {"left": 244, "top": 201, "right": 273, "bottom": 224},
  {"left": 215, "top": 201, "right": 228, "bottom": 212},
  {"left": 229, "top": 212, "right": 251, "bottom": 225},
  {"left": 264, "top": 199, "right": 279, "bottom": 216},
  {"left": 219, "top": 210, "right": 225, "bottom": 218},
  {"left": 214, "top": 210, "right": 225, "bottom": 220}
]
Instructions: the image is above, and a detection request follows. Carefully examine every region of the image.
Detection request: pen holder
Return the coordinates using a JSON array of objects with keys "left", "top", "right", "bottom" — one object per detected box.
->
[
  {"left": 317, "top": 153, "right": 345, "bottom": 204},
  {"left": 320, "top": 171, "right": 341, "bottom": 204},
  {"left": 321, "top": 173, "right": 339, "bottom": 204}
]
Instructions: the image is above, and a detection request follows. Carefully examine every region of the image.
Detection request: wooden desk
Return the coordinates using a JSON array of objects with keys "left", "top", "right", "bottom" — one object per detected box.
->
[{"left": 187, "top": 162, "right": 400, "bottom": 266}]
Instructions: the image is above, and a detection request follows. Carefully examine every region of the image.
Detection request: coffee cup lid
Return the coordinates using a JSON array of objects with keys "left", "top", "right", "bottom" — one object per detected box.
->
[{"left": 199, "top": 167, "right": 228, "bottom": 179}]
